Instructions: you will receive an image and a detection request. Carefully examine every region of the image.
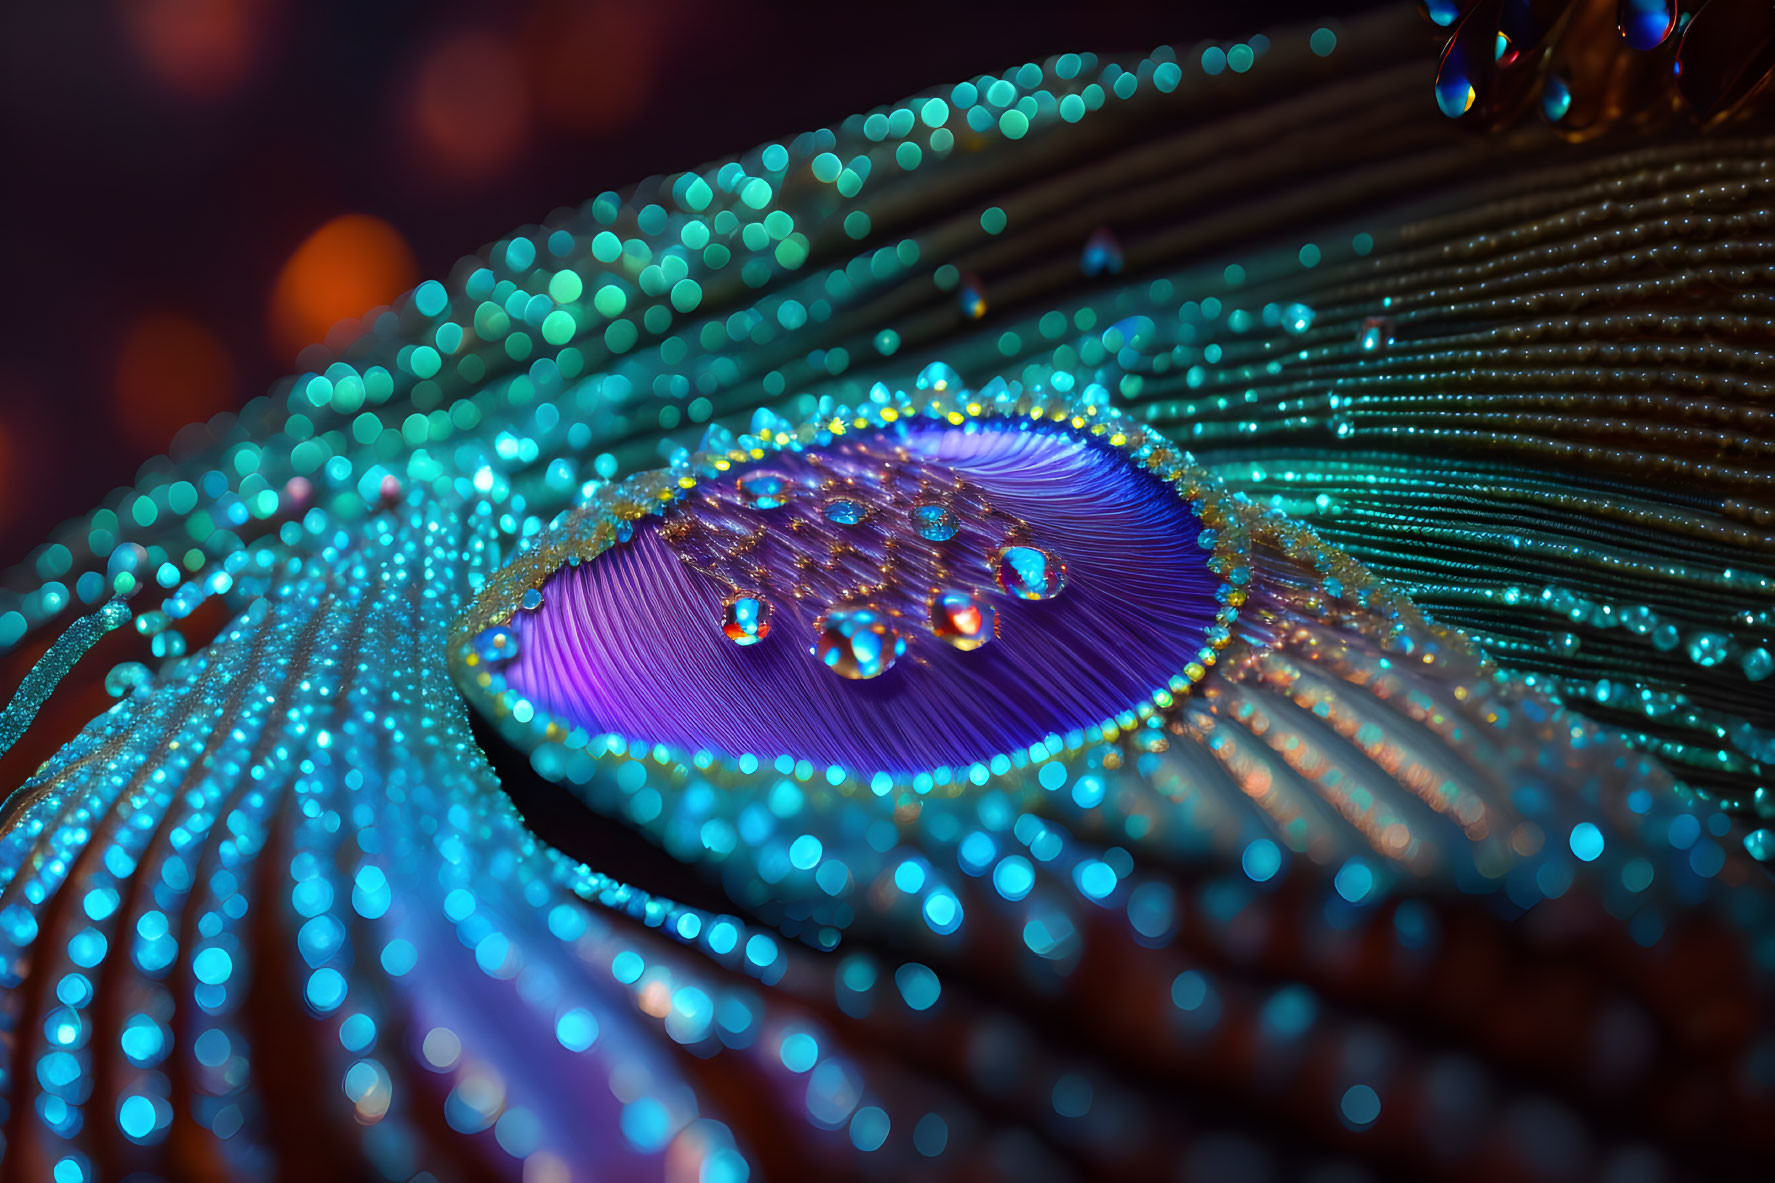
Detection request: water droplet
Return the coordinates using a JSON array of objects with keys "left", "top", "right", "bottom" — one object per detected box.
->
[
  {"left": 995, "top": 546, "right": 1066, "bottom": 601},
  {"left": 1619, "top": 0, "right": 1677, "bottom": 51},
  {"left": 929, "top": 590, "right": 995, "bottom": 651},
  {"left": 823, "top": 498, "right": 868, "bottom": 526},
  {"left": 1421, "top": 0, "right": 1461, "bottom": 28},
  {"left": 1357, "top": 316, "right": 1395, "bottom": 351},
  {"left": 1541, "top": 71, "right": 1572, "bottom": 122},
  {"left": 916, "top": 361, "right": 961, "bottom": 392},
  {"left": 1433, "top": 14, "right": 1487, "bottom": 118},
  {"left": 722, "top": 592, "right": 772, "bottom": 647},
  {"left": 812, "top": 606, "right": 905, "bottom": 679},
  {"left": 1284, "top": 302, "right": 1315, "bottom": 334},
  {"left": 473, "top": 625, "right": 520, "bottom": 664},
  {"left": 910, "top": 502, "right": 959, "bottom": 541},
  {"left": 104, "top": 661, "right": 150, "bottom": 698},
  {"left": 1081, "top": 228, "right": 1124, "bottom": 277},
  {"left": 737, "top": 470, "right": 794, "bottom": 510},
  {"left": 521, "top": 588, "right": 544, "bottom": 611},
  {"left": 959, "top": 273, "right": 987, "bottom": 320}
]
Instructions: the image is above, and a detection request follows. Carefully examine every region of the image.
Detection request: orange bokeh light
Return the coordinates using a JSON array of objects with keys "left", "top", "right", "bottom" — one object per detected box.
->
[
  {"left": 268, "top": 214, "right": 418, "bottom": 361},
  {"left": 118, "top": 0, "right": 275, "bottom": 100},
  {"left": 113, "top": 312, "right": 235, "bottom": 451},
  {"left": 408, "top": 30, "right": 530, "bottom": 183}
]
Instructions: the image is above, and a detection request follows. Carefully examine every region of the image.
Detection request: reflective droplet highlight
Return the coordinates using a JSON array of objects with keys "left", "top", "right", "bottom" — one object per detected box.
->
[
  {"left": 473, "top": 624, "right": 521, "bottom": 663},
  {"left": 929, "top": 590, "right": 994, "bottom": 651},
  {"left": 1619, "top": 0, "right": 1677, "bottom": 51},
  {"left": 722, "top": 592, "right": 771, "bottom": 647},
  {"left": 910, "top": 502, "right": 959, "bottom": 541},
  {"left": 737, "top": 470, "right": 794, "bottom": 510},
  {"left": 995, "top": 546, "right": 1066, "bottom": 601},
  {"left": 1541, "top": 71, "right": 1572, "bottom": 121},
  {"left": 813, "top": 606, "right": 905, "bottom": 679},
  {"left": 823, "top": 498, "right": 868, "bottom": 526}
]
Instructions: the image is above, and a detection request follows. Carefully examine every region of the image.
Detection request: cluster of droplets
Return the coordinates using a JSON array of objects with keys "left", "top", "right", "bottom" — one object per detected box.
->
[{"left": 686, "top": 447, "right": 1066, "bottom": 680}]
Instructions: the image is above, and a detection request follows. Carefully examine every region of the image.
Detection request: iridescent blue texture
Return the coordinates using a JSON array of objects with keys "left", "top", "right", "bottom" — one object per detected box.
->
[{"left": 500, "top": 421, "right": 1218, "bottom": 773}]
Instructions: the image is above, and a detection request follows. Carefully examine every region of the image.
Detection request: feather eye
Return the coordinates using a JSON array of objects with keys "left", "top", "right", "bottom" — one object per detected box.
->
[{"left": 461, "top": 390, "right": 1233, "bottom": 779}]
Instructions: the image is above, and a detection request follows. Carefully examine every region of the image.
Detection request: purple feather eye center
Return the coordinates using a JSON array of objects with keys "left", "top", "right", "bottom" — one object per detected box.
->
[{"left": 499, "top": 421, "right": 1220, "bottom": 773}]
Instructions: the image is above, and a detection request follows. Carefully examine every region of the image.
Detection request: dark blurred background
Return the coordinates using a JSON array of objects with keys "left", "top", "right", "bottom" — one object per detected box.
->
[{"left": 0, "top": 0, "right": 1373, "bottom": 567}]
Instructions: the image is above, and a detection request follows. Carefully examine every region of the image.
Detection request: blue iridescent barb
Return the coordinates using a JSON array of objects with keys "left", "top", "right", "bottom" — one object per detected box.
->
[{"left": 3, "top": 6, "right": 1775, "bottom": 1181}]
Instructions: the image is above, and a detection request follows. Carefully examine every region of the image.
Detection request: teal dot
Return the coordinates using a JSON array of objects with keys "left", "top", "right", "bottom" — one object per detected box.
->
[
  {"left": 1311, "top": 27, "right": 1337, "bottom": 56},
  {"left": 896, "top": 141, "right": 922, "bottom": 170},
  {"left": 1299, "top": 242, "right": 1322, "bottom": 268},
  {"left": 895, "top": 962, "right": 941, "bottom": 1010},
  {"left": 117, "top": 1094, "right": 158, "bottom": 1140},
  {"left": 1352, "top": 232, "right": 1374, "bottom": 256},
  {"left": 1202, "top": 47, "right": 1227, "bottom": 75},
  {"left": 1569, "top": 821, "right": 1605, "bottom": 862},
  {"left": 999, "top": 110, "right": 1029, "bottom": 139},
  {"left": 920, "top": 97, "right": 948, "bottom": 127},
  {"left": 1340, "top": 1084, "right": 1381, "bottom": 1128},
  {"left": 1228, "top": 44, "right": 1255, "bottom": 73},
  {"left": 980, "top": 206, "right": 1007, "bottom": 235},
  {"left": 192, "top": 947, "right": 232, "bottom": 985},
  {"left": 414, "top": 280, "right": 448, "bottom": 317},
  {"left": 844, "top": 210, "right": 871, "bottom": 240},
  {"left": 504, "top": 237, "right": 535, "bottom": 271},
  {"left": 669, "top": 279, "right": 703, "bottom": 313},
  {"left": 409, "top": 345, "right": 440, "bottom": 378},
  {"left": 540, "top": 311, "right": 576, "bottom": 346},
  {"left": 740, "top": 178, "right": 773, "bottom": 209},
  {"left": 547, "top": 270, "right": 582, "bottom": 303},
  {"left": 1242, "top": 839, "right": 1282, "bottom": 882},
  {"left": 780, "top": 1031, "right": 818, "bottom": 1072},
  {"left": 850, "top": 1106, "right": 890, "bottom": 1152},
  {"left": 811, "top": 152, "right": 841, "bottom": 182}
]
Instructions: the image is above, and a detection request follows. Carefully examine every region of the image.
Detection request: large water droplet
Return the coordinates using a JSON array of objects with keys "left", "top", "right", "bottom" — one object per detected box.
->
[
  {"left": 521, "top": 588, "right": 544, "bottom": 611},
  {"left": 737, "top": 470, "right": 794, "bottom": 510},
  {"left": 1081, "top": 228, "right": 1124, "bottom": 277},
  {"left": 930, "top": 590, "right": 995, "bottom": 651},
  {"left": 823, "top": 497, "right": 868, "bottom": 526},
  {"left": 812, "top": 606, "right": 905, "bottom": 679},
  {"left": 1540, "top": 71, "right": 1572, "bottom": 122},
  {"left": 473, "top": 624, "right": 521, "bottom": 664},
  {"left": 722, "top": 591, "right": 772, "bottom": 646},
  {"left": 1619, "top": 0, "right": 1677, "bottom": 51},
  {"left": 911, "top": 502, "right": 959, "bottom": 541},
  {"left": 995, "top": 546, "right": 1066, "bottom": 601}
]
